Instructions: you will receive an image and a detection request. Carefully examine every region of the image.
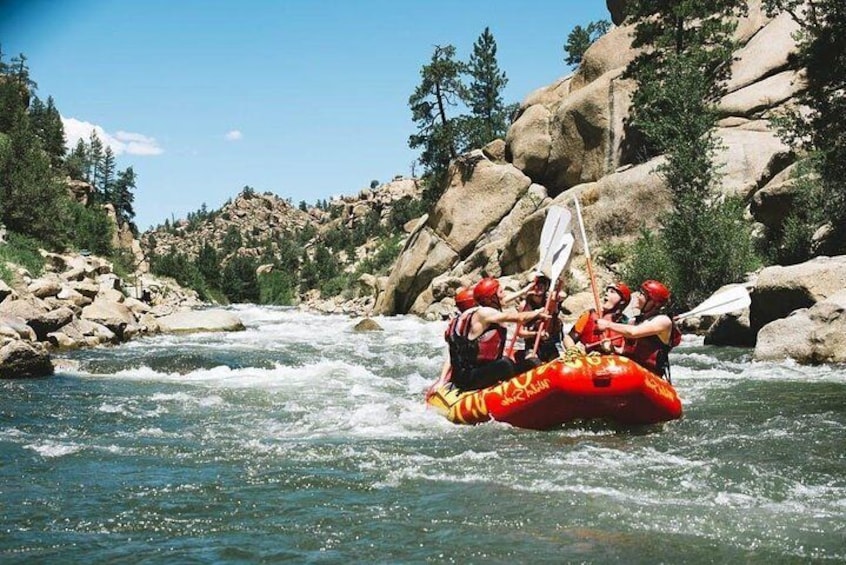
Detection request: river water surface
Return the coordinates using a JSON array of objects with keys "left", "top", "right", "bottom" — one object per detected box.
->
[{"left": 1, "top": 306, "right": 844, "bottom": 563}]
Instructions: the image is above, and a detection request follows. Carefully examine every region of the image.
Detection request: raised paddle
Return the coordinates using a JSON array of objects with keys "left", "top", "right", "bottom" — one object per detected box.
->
[
  {"left": 531, "top": 230, "right": 576, "bottom": 355},
  {"left": 505, "top": 206, "right": 573, "bottom": 359},
  {"left": 573, "top": 196, "right": 602, "bottom": 317},
  {"left": 674, "top": 285, "right": 751, "bottom": 321}
]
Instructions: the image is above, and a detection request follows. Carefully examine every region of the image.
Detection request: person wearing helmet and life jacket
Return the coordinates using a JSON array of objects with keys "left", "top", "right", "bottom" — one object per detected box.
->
[
  {"left": 563, "top": 282, "right": 631, "bottom": 354},
  {"left": 429, "top": 287, "right": 478, "bottom": 397},
  {"left": 445, "top": 277, "right": 549, "bottom": 392},
  {"left": 595, "top": 279, "right": 682, "bottom": 381},
  {"left": 514, "top": 275, "right": 565, "bottom": 363}
]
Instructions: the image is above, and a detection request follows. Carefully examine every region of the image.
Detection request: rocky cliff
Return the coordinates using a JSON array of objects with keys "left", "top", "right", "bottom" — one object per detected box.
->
[{"left": 373, "top": 1, "right": 844, "bottom": 364}]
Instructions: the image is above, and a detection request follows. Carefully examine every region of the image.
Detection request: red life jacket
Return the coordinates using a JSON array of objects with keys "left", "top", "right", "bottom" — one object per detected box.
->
[
  {"left": 572, "top": 310, "right": 626, "bottom": 348},
  {"left": 622, "top": 314, "right": 682, "bottom": 378},
  {"left": 445, "top": 307, "right": 506, "bottom": 378}
]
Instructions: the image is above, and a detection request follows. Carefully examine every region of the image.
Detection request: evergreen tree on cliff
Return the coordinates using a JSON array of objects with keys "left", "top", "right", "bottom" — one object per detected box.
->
[
  {"left": 623, "top": 0, "right": 757, "bottom": 308},
  {"left": 465, "top": 27, "right": 512, "bottom": 148},
  {"left": 408, "top": 44, "right": 467, "bottom": 203},
  {"left": 763, "top": 0, "right": 846, "bottom": 254},
  {"left": 563, "top": 20, "right": 611, "bottom": 66}
]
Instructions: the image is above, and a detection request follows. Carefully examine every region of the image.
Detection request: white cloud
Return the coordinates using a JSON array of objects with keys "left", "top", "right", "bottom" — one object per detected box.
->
[
  {"left": 62, "top": 117, "right": 163, "bottom": 156},
  {"left": 224, "top": 130, "right": 243, "bottom": 141}
]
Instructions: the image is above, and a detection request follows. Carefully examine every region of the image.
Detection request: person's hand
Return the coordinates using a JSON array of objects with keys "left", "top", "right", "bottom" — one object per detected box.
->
[
  {"left": 599, "top": 338, "right": 613, "bottom": 354},
  {"left": 595, "top": 318, "right": 610, "bottom": 331}
]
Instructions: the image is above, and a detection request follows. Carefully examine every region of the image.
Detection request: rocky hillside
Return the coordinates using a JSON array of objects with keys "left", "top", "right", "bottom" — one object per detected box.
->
[{"left": 141, "top": 177, "right": 423, "bottom": 312}]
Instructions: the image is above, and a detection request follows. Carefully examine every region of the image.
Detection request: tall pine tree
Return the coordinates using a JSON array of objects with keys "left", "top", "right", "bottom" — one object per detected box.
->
[
  {"left": 763, "top": 0, "right": 846, "bottom": 253},
  {"left": 623, "top": 1, "right": 757, "bottom": 308},
  {"left": 408, "top": 44, "right": 467, "bottom": 203},
  {"left": 465, "top": 27, "right": 510, "bottom": 148}
]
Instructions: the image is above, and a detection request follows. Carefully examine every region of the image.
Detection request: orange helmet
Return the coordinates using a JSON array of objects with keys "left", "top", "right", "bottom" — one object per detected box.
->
[
  {"left": 454, "top": 287, "right": 476, "bottom": 311},
  {"left": 605, "top": 282, "right": 632, "bottom": 307},
  {"left": 640, "top": 280, "right": 670, "bottom": 305},
  {"left": 473, "top": 277, "right": 501, "bottom": 307}
]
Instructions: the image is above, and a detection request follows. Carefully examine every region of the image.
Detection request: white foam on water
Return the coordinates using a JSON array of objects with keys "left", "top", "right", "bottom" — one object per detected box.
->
[{"left": 25, "top": 441, "right": 81, "bottom": 458}]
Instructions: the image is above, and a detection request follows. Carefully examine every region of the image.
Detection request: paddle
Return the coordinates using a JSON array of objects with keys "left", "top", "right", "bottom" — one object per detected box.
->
[
  {"left": 505, "top": 206, "right": 572, "bottom": 359},
  {"left": 573, "top": 196, "right": 602, "bottom": 317},
  {"left": 530, "top": 229, "right": 576, "bottom": 356},
  {"left": 674, "top": 285, "right": 751, "bottom": 321},
  {"left": 537, "top": 206, "right": 572, "bottom": 278}
]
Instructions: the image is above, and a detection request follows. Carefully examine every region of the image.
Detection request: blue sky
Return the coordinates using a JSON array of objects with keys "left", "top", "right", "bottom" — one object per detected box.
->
[{"left": 2, "top": 0, "right": 610, "bottom": 230}]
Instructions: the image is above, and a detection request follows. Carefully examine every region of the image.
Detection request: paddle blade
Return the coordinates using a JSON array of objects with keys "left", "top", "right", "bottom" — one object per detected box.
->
[
  {"left": 537, "top": 206, "right": 571, "bottom": 268},
  {"left": 677, "top": 285, "right": 751, "bottom": 320},
  {"left": 538, "top": 208, "right": 573, "bottom": 278},
  {"left": 548, "top": 233, "right": 575, "bottom": 282}
]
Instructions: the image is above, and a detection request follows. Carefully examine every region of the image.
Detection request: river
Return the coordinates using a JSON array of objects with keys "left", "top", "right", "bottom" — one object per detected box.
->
[{"left": 1, "top": 306, "right": 844, "bottom": 563}]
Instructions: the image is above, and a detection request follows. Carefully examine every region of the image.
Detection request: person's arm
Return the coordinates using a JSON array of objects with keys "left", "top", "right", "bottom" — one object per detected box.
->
[
  {"left": 502, "top": 281, "right": 535, "bottom": 305},
  {"left": 596, "top": 315, "right": 672, "bottom": 342},
  {"left": 477, "top": 305, "right": 547, "bottom": 328}
]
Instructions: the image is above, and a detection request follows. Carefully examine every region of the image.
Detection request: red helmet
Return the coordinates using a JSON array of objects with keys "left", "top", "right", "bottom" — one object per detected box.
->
[
  {"left": 605, "top": 282, "right": 632, "bottom": 307},
  {"left": 473, "top": 277, "right": 501, "bottom": 306},
  {"left": 640, "top": 280, "right": 670, "bottom": 305},
  {"left": 455, "top": 287, "right": 476, "bottom": 311}
]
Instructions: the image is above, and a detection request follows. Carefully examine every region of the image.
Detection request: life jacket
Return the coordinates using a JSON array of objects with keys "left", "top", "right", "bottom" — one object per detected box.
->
[
  {"left": 445, "top": 307, "right": 507, "bottom": 380},
  {"left": 572, "top": 309, "right": 626, "bottom": 348},
  {"left": 622, "top": 313, "right": 682, "bottom": 380}
]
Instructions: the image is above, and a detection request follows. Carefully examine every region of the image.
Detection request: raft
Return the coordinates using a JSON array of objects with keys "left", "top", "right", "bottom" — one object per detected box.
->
[{"left": 426, "top": 354, "right": 682, "bottom": 430}]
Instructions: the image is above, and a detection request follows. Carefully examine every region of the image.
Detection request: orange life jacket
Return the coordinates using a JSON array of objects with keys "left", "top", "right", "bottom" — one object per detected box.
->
[{"left": 572, "top": 309, "right": 626, "bottom": 349}]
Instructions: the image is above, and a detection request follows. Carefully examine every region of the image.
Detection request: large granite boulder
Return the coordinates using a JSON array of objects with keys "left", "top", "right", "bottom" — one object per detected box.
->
[
  {"left": 754, "top": 290, "right": 846, "bottom": 363},
  {"left": 749, "top": 162, "right": 805, "bottom": 230},
  {"left": 81, "top": 299, "right": 137, "bottom": 340},
  {"left": 429, "top": 156, "right": 533, "bottom": 257},
  {"left": 750, "top": 256, "right": 846, "bottom": 332},
  {"left": 156, "top": 309, "right": 245, "bottom": 334},
  {"left": 0, "top": 341, "right": 53, "bottom": 378}
]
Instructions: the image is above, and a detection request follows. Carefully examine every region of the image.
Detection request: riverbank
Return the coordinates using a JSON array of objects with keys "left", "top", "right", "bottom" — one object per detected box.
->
[{"left": 0, "top": 251, "right": 244, "bottom": 378}]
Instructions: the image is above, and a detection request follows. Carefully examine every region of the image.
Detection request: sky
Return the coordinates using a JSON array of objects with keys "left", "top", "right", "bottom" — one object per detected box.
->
[{"left": 1, "top": 0, "right": 610, "bottom": 230}]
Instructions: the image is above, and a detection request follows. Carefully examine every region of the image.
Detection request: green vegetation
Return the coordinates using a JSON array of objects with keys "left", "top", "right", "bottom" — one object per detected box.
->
[
  {"left": 621, "top": 1, "right": 759, "bottom": 309},
  {"left": 408, "top": 28, "right": 514, "bottom": 204},
  {"left": 563, "top": 20, "right": 611, "bottom": 66},
  {"left": 762, "top": 0, "right": 846, "bottom": 255},
  {"left": 0, "top": 232, "right": 47, "bottom": 280},
  {"left": 0, "top": 47, "right": 138, "bottom": 277}
]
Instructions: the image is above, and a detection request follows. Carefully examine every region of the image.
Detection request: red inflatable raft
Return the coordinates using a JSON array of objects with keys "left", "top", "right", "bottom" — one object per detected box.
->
[{"left": 426, "top": 353, "right": 682, "bottom": 430}]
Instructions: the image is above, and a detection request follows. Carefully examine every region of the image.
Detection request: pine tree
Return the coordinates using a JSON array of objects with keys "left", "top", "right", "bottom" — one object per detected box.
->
[
  {"left": 408, "top": 44, "right": 467, "bottom": 202},
  {"left": 623, "top": 1, "right": 756, "bottom": 308},
  {"left": 564, "top": 20, "right": 611, "bottom": 66},
  {"left": 112, "top": 166, "right": 137, "bottom": 230},
  {"left": 0, "top": 105, "right": 69, "bottom": 247},
  {"left": 100, "top": 146, "right": 116, "bottom": 201},
  {"left": 9, "top": 53, "right": 36, "bottom": 92},
  {"left": 43, "top": 96, "right": 66, "bottom": 168},
  {"left": 87, "top": 130, "right": 104, "bottom": 197},
  {"left": 465, "top": 27, "right": 510, "bottom": 148},
  {"left": 26, "top": 95, "right": 64, "bottom": 169},
  {"left": 66, "top": 138, "right": 88, "bottom": 180},
  {"left": 763, "top": 0, "right": 846, "bottom": 252}
]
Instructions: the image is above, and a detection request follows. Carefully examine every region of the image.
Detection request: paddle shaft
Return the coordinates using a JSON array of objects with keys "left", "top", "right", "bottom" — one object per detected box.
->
[
  {"left": 532, "top": 278, "right": 563, "bottom": 355},
  {"left": 574, "top": 197, "right": 604, "bottom": 330}
]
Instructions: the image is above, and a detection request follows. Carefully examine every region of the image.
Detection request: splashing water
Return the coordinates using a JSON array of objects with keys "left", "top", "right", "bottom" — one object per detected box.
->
[{"left": 1, "top": 306, "right": 844, "bottom": 563}]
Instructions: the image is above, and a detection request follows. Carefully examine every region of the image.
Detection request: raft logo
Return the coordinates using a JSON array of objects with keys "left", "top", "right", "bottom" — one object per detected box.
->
[
  {"left": 643, "top": 374, "right": 676, "bottom": 403},
  {"left": 498, "top": 377, "right": 551, "bottom": 407}
]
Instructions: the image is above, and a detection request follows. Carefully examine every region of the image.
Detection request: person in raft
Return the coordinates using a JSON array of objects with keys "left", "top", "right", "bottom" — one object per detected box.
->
[
  {"left": 514, "top": 275, "right": 565, "bottom": 363},
  {"left": 594, "top": 279, "right": 681, "bottom": 380},
  {"left": 563, "top": 282, "right": 631, "bottom": 354},
  {"left": 445, "top": 277, "right": 549, "bottom": 392}
]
